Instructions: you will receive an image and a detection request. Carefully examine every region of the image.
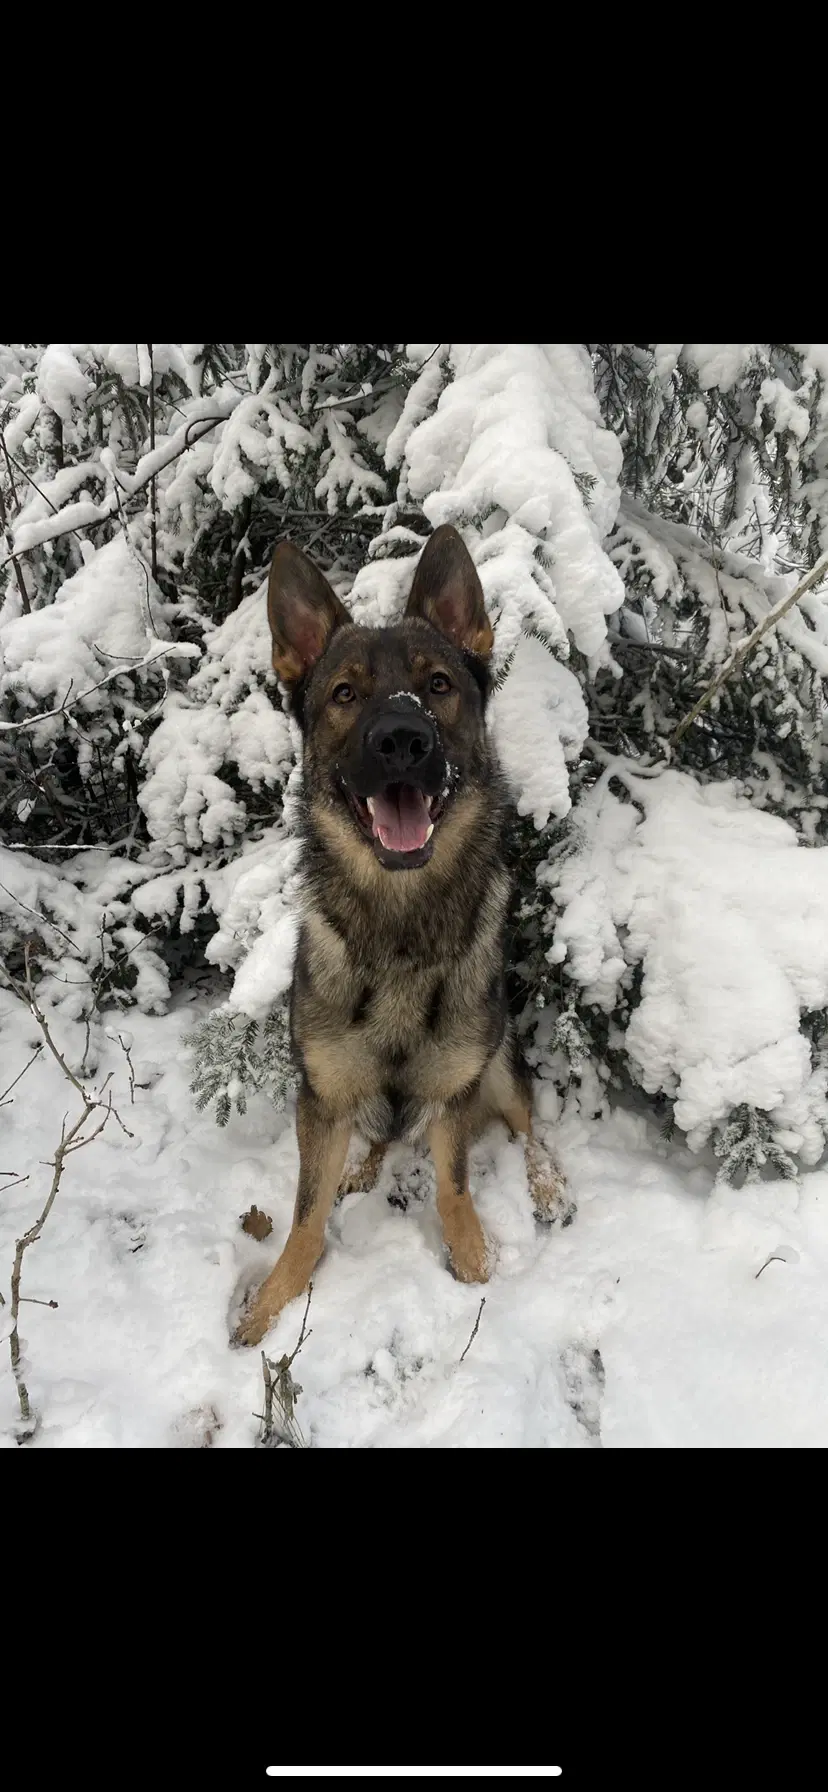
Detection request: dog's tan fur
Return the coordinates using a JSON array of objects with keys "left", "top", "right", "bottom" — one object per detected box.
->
[{"left": 233, "top": 527, "right": 569, "bottom": 1348}]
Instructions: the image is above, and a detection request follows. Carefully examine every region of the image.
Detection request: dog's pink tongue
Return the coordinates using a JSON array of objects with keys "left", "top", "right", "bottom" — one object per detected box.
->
[{"left": 371, "top": 786, "right": 431, "bottom": 852}]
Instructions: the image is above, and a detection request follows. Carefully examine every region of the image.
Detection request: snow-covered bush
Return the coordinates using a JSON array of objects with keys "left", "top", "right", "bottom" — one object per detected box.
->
[{"left": 3, "top": 342, "right": 828, "bottom": 1182}]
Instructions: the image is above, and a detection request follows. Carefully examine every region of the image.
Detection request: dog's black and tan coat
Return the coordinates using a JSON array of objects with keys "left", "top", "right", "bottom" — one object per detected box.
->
[{"left": 234, "top": 525, "right": 567, "bottom": 1347}]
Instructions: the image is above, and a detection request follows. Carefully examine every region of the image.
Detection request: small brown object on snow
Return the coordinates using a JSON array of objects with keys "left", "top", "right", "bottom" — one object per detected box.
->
[{"left": 240, "top": 1204, "right": 273, "bottom": 1241}]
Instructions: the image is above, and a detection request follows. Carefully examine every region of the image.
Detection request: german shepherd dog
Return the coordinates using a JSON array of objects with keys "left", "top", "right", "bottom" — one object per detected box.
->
[{"left": 233, "top": 525, "right": 568, "bottom": 1347}]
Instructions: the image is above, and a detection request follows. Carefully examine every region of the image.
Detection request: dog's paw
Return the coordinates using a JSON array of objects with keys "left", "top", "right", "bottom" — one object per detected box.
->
[
  {"left": 230, "top": 1290, "right": 271, "bottom": 1350},
  {"left": 336, "top": 1140, "right": 387, "bottom": 1200},
  {"left": 443, "top": 1204, "right": 492, "bottom": 1285},
  {"left": 525, "top": 1136, "right": 576, "bottom": 1228}
]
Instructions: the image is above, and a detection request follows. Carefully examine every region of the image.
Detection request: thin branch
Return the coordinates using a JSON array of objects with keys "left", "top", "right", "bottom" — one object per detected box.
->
[
  {"left": 672, "top": 552, "right": 828, "bottom": 745},
  {"left": 286, "top": 1282, "right": 314, "bottom": 1368},
  {"left": 0, "top": 403, "right": 238, "bottom": 573},
  {"left": 459, "top": 1296, "right": 486, "bottom": 1363},
  {"left": 0, "top": 1042, "right": 43, "bottom": 1106},
  {"left": 257, "top": 1283, "right": 313, "bottom": 1448},
  {"left": 3, "top": 956, "right": 134, "bottom": 1439},
  {"left": 0, "top": 880, "right": 84, "bottom": 958},
  {"left": 109, "top": 472, "right": 160, "bottom": 643},
  {"left": 755, "top": 1253, "right": 788, "bottom": 1280},
  {"left": 147, "top": 344, "right": 158, "bottom": 584},
  {"left": 3, "top": 445, "right": 62, "bottom": 515},
  {"left": 118, "top": 1034, "right": 136, "bottom": 1104},
  {"left": 0, "top": 642, "right": 191, "bottom": 736},
  {"left": 0, "top": 423, "right": 20, "bottom": 506},
  {"left": 0, "top": 474, "right": 30, "bottom": 612},
  {"left": 0, "top": 841, "right": 129, "bottom": 851}
]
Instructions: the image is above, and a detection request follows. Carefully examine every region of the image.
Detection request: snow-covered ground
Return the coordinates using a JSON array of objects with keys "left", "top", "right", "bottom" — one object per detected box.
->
[{"left": 2, "top": 984, "right": 825, "bottom": 1449}]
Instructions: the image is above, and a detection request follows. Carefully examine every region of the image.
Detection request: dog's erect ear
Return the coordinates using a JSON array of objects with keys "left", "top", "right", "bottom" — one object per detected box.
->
[
  {"left": 405, "top": 525, "right": 494, "bottom": 659},
  {"left": 267, "top": 542, "right": 351, "bottom": 684}
]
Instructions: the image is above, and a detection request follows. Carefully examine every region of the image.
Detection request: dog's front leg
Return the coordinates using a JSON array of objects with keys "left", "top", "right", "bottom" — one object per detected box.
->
[
  {"left": 428, "top": 1101, "right": 491, "bottom": 1286},
  {"left": 233, "top": 1083, "right": 350, "bottom": 1348}
]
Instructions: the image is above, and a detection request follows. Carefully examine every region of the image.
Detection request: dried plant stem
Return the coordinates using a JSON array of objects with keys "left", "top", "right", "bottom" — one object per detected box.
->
[
  {"left": 2, "top": 945, "right": 134, "bottom": 1441},
  {"left": 257, "top": 1284, "right": 313, "bottom": 1448}
]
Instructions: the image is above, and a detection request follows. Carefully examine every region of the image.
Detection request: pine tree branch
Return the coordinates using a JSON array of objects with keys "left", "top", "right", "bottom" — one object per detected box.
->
[
  {"left": 0, "top": 641, "right": 195, "bottom": 736},
  {"left": 671, "top": 552, "right": 828, "bottom": 745},
  {"left": 0, "top": 397, "right": 241, "bottom": 571}
]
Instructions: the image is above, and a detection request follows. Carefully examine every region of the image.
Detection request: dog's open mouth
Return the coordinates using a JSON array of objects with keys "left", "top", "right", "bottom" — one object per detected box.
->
[{"left": 345, "top": 783, "right": 446, "bottom": 862}]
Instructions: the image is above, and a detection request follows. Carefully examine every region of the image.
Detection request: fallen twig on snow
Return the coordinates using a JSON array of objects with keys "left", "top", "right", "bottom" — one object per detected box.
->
[
  {"left": 459, "top": 1296, "right": 486, "bottom": 1363},
  {"left": 755, "top": 1253, "right": 788, "bottom": 1280},
  {"left": 256, "top": 1283, "right": 313, "bottom": 1449}
]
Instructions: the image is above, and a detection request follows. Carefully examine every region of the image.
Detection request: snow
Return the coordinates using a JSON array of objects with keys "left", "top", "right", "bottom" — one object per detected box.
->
[
  {"left": 547, "top": 766, "right": 828, "bottom": 1159},
  {"left": 489, "top": 634, "right": 588, "bottom": 827},
  {"left": 0, "top": 840, "right": 170, "bottom": 1019},
  {"left": 348, "top": 344, "right": 625, "bottom": 676},
  {"left": 398, "top": 343, "right": 624, "bottom": 664},
  {"left": 11, "top": 391, "right": 242, "bottom": 555},
  {"left": 205, "top": 832, "right": 303, "bottom": 1011},
  {"left": 4, "top": 989, "right": 828, "bottom": 1448},
  {"left": 139, "top": 581, "right": 294, "bottom": 859},
  {"left": 0, "top": 536, "right": 171, "bottom": 728},
  {"left": 610, "top": 495, "right": 828, "bottom": 679},
  {"left": 681, "top": 344, "right": 760, "bottom": 391},
  {"left": 35, "top": 343, "right": 91, "bottom": 422},
  {"left": 5, "top": 340, "right": 828, "bottom": 1449}
]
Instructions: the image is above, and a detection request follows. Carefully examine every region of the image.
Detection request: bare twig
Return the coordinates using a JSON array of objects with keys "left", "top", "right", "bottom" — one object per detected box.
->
[
  {"left": 256, "top": 1283, "right": 313, "bottom": 1448},
  {"left": 0, "top": 402, "right": 239, "bottom": 574},
  {"left": 0, "top": 880, "right": 84, "bottom": 958},
  {"left": 755, "top": 1253, "right": 788, "bottom": 1280},
  {"left": 0, "top": 842, "right": 124, "bottom": 851},
  {"left": 147, "top": 344, "right": 158, "bottom": 585},
  {"left": 0, "top": 475, "right": 30, "bottom": 612},
  {"left": 20, "top": 1296, "right": 59, "bottom": 1308},
  {"left": 2, "top": 951, "right": 135, "bottom": 1440},
  {"left": 459, "top": 1296, "right": 486, "bottom": 1363},
  {"left": 0, "top": 642, "right": 191, "bottom": 736},
  {"left": 0, "top": 423, "right": 20, "bottom": 506},
  {"left": 0, "top": 1042, "right": 43, "bottom": 1106},
  {"left": 118, "top": 1034, "right": 136, "bottom": 1104},
  {"left": 672, "top": 552, "right": 828, "bottom": 745},
  {"left": 3, "top": 445, "right": 62, "bottom": 516}
]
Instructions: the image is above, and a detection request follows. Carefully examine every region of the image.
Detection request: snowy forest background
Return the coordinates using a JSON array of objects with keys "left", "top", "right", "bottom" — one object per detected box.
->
[{"left": 3, "top": 342, "right": 828, "bottom": 1448}]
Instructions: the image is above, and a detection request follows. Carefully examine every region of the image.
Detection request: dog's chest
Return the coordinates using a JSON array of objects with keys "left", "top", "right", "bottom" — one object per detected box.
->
[{"left": 296, "top": 907, "right": 502, "bottom": 1131}]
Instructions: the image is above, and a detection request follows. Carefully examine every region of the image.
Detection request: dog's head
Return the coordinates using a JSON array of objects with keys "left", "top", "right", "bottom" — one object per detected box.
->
[{"left": 268, "top": 525, "right": 496, "bottom": 873}]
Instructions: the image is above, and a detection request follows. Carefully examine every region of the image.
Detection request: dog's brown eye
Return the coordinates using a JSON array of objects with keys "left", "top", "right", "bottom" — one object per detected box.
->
[
  {"left": 332, "top": 683, "right": 356, "bottom": 705},
  {"left": 430, "top": 673, "right": 452, "bottom": 695}
]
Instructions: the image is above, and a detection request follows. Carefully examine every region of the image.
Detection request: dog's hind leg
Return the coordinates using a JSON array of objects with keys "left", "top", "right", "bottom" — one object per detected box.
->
[
  {"left": 479, "top": 1041, "right": 573, "bottom": 1227},
  {"left": 337, "top": 1140, "right": 387, "bottom": 1199},
  {"left": 233, "top": 1083, "right": 350, "bottom": 1348},
  {"left": 428, "top": 1101, "right": 491, "bottom": 1285}
]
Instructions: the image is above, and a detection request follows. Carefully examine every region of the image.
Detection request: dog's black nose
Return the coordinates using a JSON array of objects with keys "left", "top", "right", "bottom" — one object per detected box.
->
[{"left": 366, "top": 709, "right": 437, "bottom": 777}]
